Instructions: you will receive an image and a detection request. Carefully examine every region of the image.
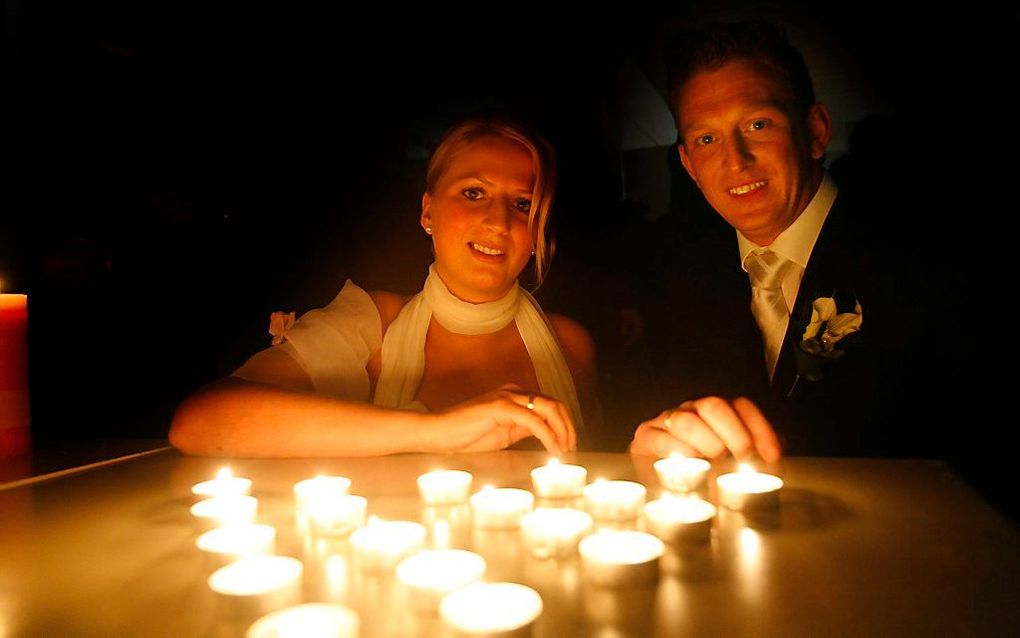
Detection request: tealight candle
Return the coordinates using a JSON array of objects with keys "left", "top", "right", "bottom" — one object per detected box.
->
[
  {"left": 305, "top": 495, "right": 367, "bottom": 537},
  {"left": 530, "top": 459, "right": 587, "bottom": 499},
  {"left": 716, "top": 464, "right": 783, "bottom": 511},
  {"left": 349, "top": 518, "right": 426, "bottom": 572},
  {"left": 578, "top": 530, "right": 665, "bottom": 586},
  {"left": 417, "top": 469, "right": 473, "bottom": 505},
  {"left": 440, "top": 582, "right": 543, "bottom": 635},
  {"left": 191, "top": 495, "right": 259, "bottom": 530},
  {"left": 293, "top": 476, "right": 352, "bottom": 512},
  {"left": 192, "top": 467, "right": 253, "bottom": 500},
  {"left": 643, "top": 496, "right": 716, "bottom": 543},
  {"left": 197, "top": 524, "right": 276, "bottom": 568},
  {"left": 520, "top": 508, "right": 593, "bottom": 559},
  {"left": 396, "top": 549, "right": 486, "bottom": 612},
  {"left": 582, "top": 479, "right": 647, "bottom": 521},
  {"left": 246, "top": 603, "right": 359, "bottom": 638},
  {"left": 469, "top": 486, "right": 534, "bottom": 529},
  {"left": 208, "top": 555, "right": 303, "bottom": 618},
  {"left": 653, "top": 454, "right": 711, "bottom": 493}
]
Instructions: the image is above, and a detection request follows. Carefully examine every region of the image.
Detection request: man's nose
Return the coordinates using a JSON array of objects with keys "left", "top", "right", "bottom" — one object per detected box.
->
[{"left": 722, "top": 134, "right": 754, "bottom": 171}]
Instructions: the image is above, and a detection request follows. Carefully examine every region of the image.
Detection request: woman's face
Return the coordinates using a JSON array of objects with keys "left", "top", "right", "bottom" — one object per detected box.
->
[{"left": 421, "top": 134, "right": 537, "bottom": 303}]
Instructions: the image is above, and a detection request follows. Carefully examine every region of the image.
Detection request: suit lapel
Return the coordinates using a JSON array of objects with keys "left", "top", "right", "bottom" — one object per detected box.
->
[{"left": 774, "top": 195, "right": 858, "bottom": 398}]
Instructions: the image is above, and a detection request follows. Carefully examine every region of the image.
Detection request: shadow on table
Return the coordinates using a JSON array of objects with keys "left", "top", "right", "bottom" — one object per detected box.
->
[{"left": 720, "top": 487, "right": 853, "bottom": 531}]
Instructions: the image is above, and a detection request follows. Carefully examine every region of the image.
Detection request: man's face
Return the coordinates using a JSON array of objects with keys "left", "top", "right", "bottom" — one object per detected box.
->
[{"left": 676, "top": 59, "right": 831, "bottom": 245}]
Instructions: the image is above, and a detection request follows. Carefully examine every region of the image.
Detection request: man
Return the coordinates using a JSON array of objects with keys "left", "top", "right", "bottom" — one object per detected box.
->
[{"left": 630, "top": 22, "right": 941, "bottom": 461}]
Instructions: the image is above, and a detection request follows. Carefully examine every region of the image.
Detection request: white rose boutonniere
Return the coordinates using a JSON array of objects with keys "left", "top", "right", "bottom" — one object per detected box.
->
[{"left": 789, "top": 296, "right": 863, "bottom": 396}]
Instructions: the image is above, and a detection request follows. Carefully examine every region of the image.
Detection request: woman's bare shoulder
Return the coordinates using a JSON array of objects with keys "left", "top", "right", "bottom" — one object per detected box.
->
[
  {"left": 546, "top": 313, "right": 596, "bottom": 370},
  {"left": 366, "top": 290, "right": 414, "bottom": 334}
]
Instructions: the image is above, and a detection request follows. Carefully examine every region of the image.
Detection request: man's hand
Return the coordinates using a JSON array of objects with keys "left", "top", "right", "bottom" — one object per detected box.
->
[{"left": 629, "top": 396, "right": 781, "bottom": 462}]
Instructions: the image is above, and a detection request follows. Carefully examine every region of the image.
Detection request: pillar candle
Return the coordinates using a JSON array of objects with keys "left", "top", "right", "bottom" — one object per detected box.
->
[{"left": 0, "top": 291, "right": 30, "bottom": 458}]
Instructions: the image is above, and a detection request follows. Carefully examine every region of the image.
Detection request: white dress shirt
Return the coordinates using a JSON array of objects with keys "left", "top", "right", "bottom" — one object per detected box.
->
[{"left": 737, "top": 173, "right": 839, "bottom": 370}]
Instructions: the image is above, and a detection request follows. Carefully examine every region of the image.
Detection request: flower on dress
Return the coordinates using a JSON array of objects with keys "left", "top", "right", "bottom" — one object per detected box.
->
[{"left": 269, "top": 311, "right": 295, "bottom": 346}]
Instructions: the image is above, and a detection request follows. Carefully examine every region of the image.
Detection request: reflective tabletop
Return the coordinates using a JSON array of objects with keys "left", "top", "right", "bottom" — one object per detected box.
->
[{"left": 2, "top": 450, "right": 1018, "bottom": 636}]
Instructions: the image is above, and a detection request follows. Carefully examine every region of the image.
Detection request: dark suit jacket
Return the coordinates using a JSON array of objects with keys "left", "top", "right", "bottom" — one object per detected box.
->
[{"left": 643, "top": 185, "right": 944, "bottom": 458}]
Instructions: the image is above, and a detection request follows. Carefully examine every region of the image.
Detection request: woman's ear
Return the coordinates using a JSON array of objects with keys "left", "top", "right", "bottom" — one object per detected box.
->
[{"left": 420, "top": 193, "right": 433, "bottom": 232}]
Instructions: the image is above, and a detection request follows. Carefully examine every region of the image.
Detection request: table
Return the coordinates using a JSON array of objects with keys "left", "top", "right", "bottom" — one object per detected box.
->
[{"left": 2, "top": 450, "right": 1018, "bottom": 636}]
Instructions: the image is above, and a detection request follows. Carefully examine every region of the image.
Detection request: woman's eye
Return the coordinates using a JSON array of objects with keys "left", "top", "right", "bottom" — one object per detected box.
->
[
  {"left": 514, "top": 198, "right": 532, "bottom": 213},
  {"left": 749, "top": 119, "right": 767, "bottom": 131},
  {"left": 462, "top": 188, "right": 483, "bottom": 200}
]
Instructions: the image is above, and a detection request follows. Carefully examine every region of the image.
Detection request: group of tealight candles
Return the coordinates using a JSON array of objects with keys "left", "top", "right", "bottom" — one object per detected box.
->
[{"left": 188, "top": 457, "right": 783, "bottom": 636}]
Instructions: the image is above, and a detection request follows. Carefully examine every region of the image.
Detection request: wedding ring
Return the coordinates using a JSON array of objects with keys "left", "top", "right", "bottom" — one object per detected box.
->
[{"left": 526, "top": 395, "right": 536, "bottom": 411}]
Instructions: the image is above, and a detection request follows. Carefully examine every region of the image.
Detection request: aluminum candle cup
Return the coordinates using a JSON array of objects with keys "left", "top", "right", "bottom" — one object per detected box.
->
[
  {"left": 716, "top": 465, "right": 783, "bottom": 511},
  {"left": 578, "top": 530, "right": 665, "bottom": 586},
  {"left": 582, "top": 480, "right": 647, "bottom": 521},
  {"left": 349, "top": 519, "right": 426, "bottom": 572},
  {"left": 396, "top": 549, "right": 486, "bottom": 613},
  {"left": 208, "top": 555, "right": 303, "bottom": 619},
  {"left": 246, "top": 603, "right": 360, "bottom": 638},
  {"left": 653, "top": 455, "right": 711, "bottom": 493},
  {"left": 469, "top": 487, "right": 534, "bottom": 529},
  {"left": 306, "top": 495, "right": 367, "bottom": 537},
  {"left": 440, "top": 582, "right": 543, "bottom": 636},
  {"left": 192, "top": 467, "right": 252, "bottom": 501},
  {"left": 191, "top": 495, "right": 258, "bottom": 531},
  {"left": 530, "top": 459, "right": 587, "bottom": 499},
  {"left": 643, "top": 497, "right": 716, "bottom": 543},
  {"left": 520, "top": 508, "right": 593, "bottom": 559},
  {"left": 417, "top": 470, "right": 473, "bottom": 505},
  {"left": 197, "top": 524, "right": 277, "bottom": 568}
]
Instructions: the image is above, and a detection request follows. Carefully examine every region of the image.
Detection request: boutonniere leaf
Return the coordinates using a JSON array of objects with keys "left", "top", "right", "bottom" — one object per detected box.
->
[{"left": 789, "top": 296, "right": 863, "bottom": 396}]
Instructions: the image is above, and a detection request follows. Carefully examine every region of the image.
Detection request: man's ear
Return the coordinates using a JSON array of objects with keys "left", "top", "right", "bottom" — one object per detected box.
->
[
  {"left": 807, "top": 103, "right": 832, "bottom": 160},
  {"left": 420, "top": 193, "right": 432, "bottom": 231},
  {"left": 677, "top": 143, "right": 700, "bottom": 189}
]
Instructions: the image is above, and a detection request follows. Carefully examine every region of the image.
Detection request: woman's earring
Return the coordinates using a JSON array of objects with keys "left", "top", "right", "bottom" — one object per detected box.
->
[{"left": 425, "top": 226, "right": 433, "bottom": 235}]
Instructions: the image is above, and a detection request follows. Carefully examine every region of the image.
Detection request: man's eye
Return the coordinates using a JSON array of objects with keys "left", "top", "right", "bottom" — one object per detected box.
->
[
  {"left": 697, "top": 134, "right": 715, "bottom": 145},
  {"left": 462, "top": 188, "right": 483, "bottom": 200},
  {"left": 514, "top": 198, "right": 532, "bottom": 213},
  {"left": 749, "top": 119, "right": 767, "bottom": 131}
]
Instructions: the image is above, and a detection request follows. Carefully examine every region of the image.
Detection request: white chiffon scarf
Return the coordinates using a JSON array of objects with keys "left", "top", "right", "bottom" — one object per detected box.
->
[{"left": 374, "top": 264, "right": 584, "bottom": 430}]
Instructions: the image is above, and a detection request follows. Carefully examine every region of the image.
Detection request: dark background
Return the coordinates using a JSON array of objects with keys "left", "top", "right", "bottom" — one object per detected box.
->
[{"left": 2, "top": 3, "right": 1011, "bottom": 511}]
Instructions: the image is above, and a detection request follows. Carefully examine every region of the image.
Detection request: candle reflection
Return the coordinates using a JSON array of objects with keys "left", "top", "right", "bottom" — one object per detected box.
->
[
  {"left": 422, "top": 504, "right": 472, "bottom": 549},
  {"left": 735, "top": 527, "right": 765, "bottom": 604}
]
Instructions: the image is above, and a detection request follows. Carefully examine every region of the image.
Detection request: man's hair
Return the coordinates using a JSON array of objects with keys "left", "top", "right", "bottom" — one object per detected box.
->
[{"left": 667, "top": 21, "right": 817, "bottom": 128}]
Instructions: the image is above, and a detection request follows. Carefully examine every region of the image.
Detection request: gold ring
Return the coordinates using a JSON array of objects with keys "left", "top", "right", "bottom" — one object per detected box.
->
[{"left": 526, "top": 395, "right": 536, "bottom": 411}]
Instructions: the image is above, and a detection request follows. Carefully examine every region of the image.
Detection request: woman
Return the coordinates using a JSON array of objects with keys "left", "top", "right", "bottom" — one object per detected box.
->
[{"left": 169, "top": 117, "right": 595, "bottom": 457}]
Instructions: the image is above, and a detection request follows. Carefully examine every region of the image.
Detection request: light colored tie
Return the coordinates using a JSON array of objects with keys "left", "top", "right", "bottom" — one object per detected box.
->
[{"left": 745, "top": 249, "right": 793, "bottom": 380}]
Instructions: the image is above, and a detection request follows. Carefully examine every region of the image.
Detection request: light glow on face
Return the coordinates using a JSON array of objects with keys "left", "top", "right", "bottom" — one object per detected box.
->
[{"left": 422, "top": 135, "right": 537, "bottom": 303}]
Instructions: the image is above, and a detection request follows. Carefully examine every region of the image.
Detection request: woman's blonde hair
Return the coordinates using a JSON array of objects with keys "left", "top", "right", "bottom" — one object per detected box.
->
[{"left": 425, "top": 116, "right": 557, "bottom": 288}]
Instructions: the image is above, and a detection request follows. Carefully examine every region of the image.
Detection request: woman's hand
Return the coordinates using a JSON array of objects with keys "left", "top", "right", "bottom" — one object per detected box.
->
[{"left": 425, "top": 384, "right": 577, "bottom": 455}]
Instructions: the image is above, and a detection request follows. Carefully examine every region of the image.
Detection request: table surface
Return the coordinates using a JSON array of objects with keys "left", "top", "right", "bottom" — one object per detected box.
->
[{"left": 1, "top": 450, "right": 1018, "bottom": 637}]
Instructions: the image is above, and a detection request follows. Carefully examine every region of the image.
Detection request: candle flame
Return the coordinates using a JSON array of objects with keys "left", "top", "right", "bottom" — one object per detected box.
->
[
  {"left": 367, "top": 515, "right": 383, "bottom": 526},
  {"left": 216, "top": 467, "right": 233, "bottom": 480},
  {"left": 547, "top": 458, "right": 561, "bottom": 467},
  {"left": 738, "top": 463, "right": 754, "bottom": 475},
  {"left": 669, "top": 452, "right": 687, "bottom": 461},
  {"left": 481, "top": 485, "right": 495, "bottom": 493}
]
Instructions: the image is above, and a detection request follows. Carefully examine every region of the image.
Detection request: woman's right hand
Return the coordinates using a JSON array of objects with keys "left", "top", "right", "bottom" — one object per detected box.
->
[{"left": 424, "top": 384, "right": 577, "bottom": 455}]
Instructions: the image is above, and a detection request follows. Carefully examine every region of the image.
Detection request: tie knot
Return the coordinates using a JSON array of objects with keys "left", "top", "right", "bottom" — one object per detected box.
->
[{"left": 745, "top": 249, "right": 790, "bottom": 290}]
